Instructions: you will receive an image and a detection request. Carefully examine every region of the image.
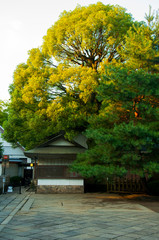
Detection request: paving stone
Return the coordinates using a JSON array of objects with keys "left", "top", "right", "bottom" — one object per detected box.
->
[
  {"left": 114, "top": 236, "right": 137, "bottom": 240},
  {"left": 0, "top": 192, "right": 159, "bottom": 239}
]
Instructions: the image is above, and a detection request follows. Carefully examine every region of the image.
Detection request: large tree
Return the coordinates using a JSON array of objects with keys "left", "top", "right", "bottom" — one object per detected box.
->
[
  {"left": 71, "top": 66, "right": 159, "bottom": 180},
  {"left": 71, "top": 7, "right": 159, "bottom": 181},
  {"left": 3, "top": 2, "right": 134, "bottom": 149}
]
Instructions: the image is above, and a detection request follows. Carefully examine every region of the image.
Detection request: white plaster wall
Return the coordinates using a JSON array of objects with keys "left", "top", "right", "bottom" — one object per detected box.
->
[
  {"left": 38, "top": 179, "right": 84, "bottom": 186},
  {"left": 38, "top": 159, "right": 73, "bottom": 165}
]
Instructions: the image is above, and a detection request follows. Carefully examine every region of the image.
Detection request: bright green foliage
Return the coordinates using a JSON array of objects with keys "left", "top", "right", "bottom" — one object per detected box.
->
[
  {"left": 3, "top": 3, "right": 134, "bottom": 148},
  {"left": 71, "top": 8, "right": 158, "bottom": 180},
  {"left": 43, "top": 2, "right": 133, "bottom": 70},
  {"left": 120, "top": 8, "right": 159, "bottom": 72},
  {"left": 3, "top": 2, "right": 159, "bottom": 181},
  {"left": 71, "top": 66, "right": 159, "bottom": 180},
  {"left": 3, "top": 49, "right": 55, "bottom": 149},
  {"left": 0, "top": 100, "right": 8, "bottom": 126},
  {"left": 3, "top": 52, "right": 99, "bottom": 147}
]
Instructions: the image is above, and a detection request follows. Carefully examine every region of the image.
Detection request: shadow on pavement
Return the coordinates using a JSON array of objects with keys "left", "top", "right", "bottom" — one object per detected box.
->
[{"left": 96, "top": 193, "right": 159, "bottom": 213}]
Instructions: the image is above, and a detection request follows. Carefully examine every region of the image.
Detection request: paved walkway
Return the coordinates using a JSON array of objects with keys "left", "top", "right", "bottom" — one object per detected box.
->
[{"left": 0, "top": 189, "right": 159, "bottom": 240}]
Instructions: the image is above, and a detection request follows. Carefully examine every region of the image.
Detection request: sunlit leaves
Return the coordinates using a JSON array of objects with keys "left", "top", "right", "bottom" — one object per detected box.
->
[
  {"left": 49, "top": 65, "right": 98, "bottom": 102},
  {"left": 4, "top": 1, "right": 158, "bottom": 163},
  {"left": 120, "top": 8, "right": 159, "bottom": 72},
  {"left": 42, "top": 2, "right": 133, "bottom": 69}
]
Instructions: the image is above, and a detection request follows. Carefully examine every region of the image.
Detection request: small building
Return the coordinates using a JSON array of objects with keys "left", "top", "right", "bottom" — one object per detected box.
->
[
  {"left": 0, "top": 126, "right": 32, "bottom": 180},
  {"left": 24, "top": 132, "right": 87, "bottom": 193}
]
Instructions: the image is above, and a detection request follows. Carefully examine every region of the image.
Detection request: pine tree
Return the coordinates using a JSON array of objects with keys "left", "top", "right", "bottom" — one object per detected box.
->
[{"left": 71, "top": 66, "right": 159, "bottom": 180}]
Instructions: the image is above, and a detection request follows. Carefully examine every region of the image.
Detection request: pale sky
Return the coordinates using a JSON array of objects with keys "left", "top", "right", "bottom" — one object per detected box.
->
[{"left": 0, "top": 0, "right": 158, "bottom": 101}]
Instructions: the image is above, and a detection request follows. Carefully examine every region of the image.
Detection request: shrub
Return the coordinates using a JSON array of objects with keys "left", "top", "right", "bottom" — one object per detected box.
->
[{"left": 10, "top": 176, "right": 22, "bottom": 187}]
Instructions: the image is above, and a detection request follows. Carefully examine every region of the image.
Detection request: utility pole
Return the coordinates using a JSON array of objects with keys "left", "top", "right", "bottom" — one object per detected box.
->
[{"left": 2, "top": 155, "right": 9, "bottom": 193}]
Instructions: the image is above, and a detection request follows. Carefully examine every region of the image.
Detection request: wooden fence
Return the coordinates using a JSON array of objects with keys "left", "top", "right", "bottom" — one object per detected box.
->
[
  {"left": 85, "top": 176, "right": 146, "bottom": 193},
  {"left": 105, "top": 177, "right": 145, "bottom": 193}
]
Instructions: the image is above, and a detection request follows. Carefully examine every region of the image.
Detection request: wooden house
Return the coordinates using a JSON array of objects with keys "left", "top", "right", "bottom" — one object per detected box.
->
[{"left": 24, "top": 132, "right": 88, "bottom": 193}]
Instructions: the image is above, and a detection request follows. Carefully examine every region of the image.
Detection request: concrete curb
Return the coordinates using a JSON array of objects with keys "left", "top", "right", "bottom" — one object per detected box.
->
[{"left": 20, "top": 198, "right": 34, "bottom": 212}]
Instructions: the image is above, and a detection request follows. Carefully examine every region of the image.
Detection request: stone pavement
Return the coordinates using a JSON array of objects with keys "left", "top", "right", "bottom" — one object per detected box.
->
[
  {"left": 0, "top": 189, "right": 159, "bottom": 240},
  {"left": 0, "top": 187, "right": 31, "bottom": 231}
]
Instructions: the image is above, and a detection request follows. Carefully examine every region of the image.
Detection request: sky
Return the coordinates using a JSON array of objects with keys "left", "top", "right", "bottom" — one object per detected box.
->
[{"left": 0, "top": 0, "right": 159, "bottom": 101}]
